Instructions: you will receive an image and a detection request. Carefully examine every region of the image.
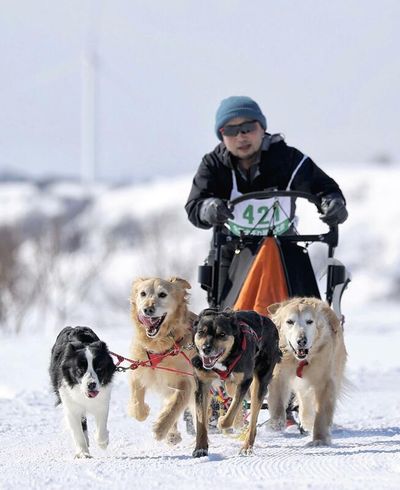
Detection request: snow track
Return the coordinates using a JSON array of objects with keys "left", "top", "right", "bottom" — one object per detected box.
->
[
  {"left": 1, "top": 320, "right": 400, "bottom": 489},
  {"left": 1, "top": 368, "right": 399, "bottom": 490}
]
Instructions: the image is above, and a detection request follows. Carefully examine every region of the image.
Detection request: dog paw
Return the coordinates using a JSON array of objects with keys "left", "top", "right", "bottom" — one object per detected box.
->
[
  {"left": 152, "top": 420, "right": 169, "bottom": 441},
  {"left": 239, "top": 445, "right": 254, "bottom": 456},
  {"left": 193, "top": 447, "right": 208, "bottom": 458},
  {"left": 96, "top": 431, "right": 109, "bottom": 449},
  {"left": 265, "top": 418, "right": 285, "bottom": 432},
  {"left": 128, "top": 402, "right": 150, "bottom": 421},
  {"left": 306, "top": 438, "right": 331, "bottom": 447},
  {"left": 166, "top": 431, "right": 182, "bottom": 446},
  {"left": 74, "top": 450, "right": 92, "bottom": 459}
]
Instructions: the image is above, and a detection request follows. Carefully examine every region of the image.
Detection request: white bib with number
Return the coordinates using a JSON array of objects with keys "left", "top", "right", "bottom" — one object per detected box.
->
[
  {"left": 225, "top": 155, "right": 307, "bottom": 236},
  {"left": 226, "top": 195, "right": 292, "bottom": 236}
]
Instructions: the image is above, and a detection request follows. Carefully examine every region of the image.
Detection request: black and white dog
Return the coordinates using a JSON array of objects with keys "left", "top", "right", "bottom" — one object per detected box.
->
[{"left": 49, "top": 326, "right": 116, "bottom": 458}]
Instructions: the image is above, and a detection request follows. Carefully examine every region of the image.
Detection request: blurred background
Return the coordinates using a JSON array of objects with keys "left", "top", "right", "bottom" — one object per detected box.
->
[
  {"left": 0, "top": 0, "right": 399, "bottom": 333},
  {"left": 1, "top": 0, "right": 399, "bottom": 182}
]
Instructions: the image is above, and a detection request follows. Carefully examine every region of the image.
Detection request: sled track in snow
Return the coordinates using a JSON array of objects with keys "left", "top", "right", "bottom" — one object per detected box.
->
[
  {"left": 218, "top": 428, "right": 400, "bottom": 488},
  {"left": 1, "top": 370, "right": 400, "bottom": 489}
]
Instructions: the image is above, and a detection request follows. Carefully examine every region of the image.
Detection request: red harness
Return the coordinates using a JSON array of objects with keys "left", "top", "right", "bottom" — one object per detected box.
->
[
  {"left": 212, "top": 324, "right": 261, "bottom": 381},
  {"left": 110, "top": 339, "right": 193, "bottom": 377}
]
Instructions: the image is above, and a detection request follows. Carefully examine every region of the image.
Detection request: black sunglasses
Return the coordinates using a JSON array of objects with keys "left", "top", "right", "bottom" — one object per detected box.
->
[{"left": 220, "top": 120, "right": 258, "bottom": 137}]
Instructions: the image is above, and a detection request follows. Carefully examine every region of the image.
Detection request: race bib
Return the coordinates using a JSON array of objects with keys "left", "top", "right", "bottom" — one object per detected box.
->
[{"left": 225, "top": 196, "right": 293, "bottom": 236}]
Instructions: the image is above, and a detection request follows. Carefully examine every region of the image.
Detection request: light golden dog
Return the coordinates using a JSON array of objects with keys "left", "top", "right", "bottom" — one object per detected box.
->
[
  {"left": 267, "top": 297, "right": 347, "bottom": 446},
  {"left": 127, "top": 277, "right": 196, "bottom": 445}
]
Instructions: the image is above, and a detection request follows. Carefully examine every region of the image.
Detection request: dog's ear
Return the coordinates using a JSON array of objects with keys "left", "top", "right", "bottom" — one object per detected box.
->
[
  {"left": 168, "top": 277, "right": 191, "bottom": 290},
  {"left": 91, "top": 340, "right": 108, "bottom": 352},
  {"left": 130, "top": 278, "right": 148, "bottom": 305},
  {"left": 199, "top": 307, "right": 218, "bottom": 319},
  {"left": 131, "top": 277, "right": 149, "bottom": 289},
  {"left": 267, "top": 302, "right": 281, "bottom": 316},
  {"left": 317, "top": 302, "right": 340, "bottom": 333},
  {"left": 66, "top": 341, "right": 85, "bottom": 353}
]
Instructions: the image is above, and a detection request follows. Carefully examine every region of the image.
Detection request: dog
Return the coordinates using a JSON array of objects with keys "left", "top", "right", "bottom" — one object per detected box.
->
[
  {"left": 49, "top": 326, "right": 116, "bottom": 458},
  {"left": 191, "top": 308, "right": 281, "bottom": 456},
  {"left": 128, "top": 277, "right": 197, "bottom": 445},
  {"left": 267, "top": 297, "right": 347, "bottom": 446}
]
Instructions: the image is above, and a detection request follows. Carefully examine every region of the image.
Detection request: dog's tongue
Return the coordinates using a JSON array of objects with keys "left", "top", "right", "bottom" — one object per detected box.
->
[
  {"left": 138, "top": 313, "right": 158, "bottom": 328},
  {"left": 88, "top": 390, "right": 99, "bottom": 398}
]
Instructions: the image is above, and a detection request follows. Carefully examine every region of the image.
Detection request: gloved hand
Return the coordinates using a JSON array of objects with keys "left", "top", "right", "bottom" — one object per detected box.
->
[
  {"left": 199, "top": 198, "right": 234, "bottom": 226},
  {"left": 320, "top": 193, "right": 348, "bottom": 226}
]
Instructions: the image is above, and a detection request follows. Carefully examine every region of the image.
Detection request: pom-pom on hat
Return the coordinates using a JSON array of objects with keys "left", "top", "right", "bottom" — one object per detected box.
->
[{"left": 215, "top": 96, "right": 267, "bottom": 140}]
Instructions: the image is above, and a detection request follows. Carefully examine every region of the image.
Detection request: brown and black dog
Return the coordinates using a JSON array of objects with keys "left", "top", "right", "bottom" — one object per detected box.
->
[{"left": 192, "top": 308, "right": 281, "bottom": 456}]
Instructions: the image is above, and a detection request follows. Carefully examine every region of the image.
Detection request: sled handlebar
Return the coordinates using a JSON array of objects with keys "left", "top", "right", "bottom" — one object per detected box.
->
[
  {"left": 216, "top": 189, "right": 338, "bottom": 249},
  {"left": 228, "top": 190, "right": 323, "bottom": 213}
]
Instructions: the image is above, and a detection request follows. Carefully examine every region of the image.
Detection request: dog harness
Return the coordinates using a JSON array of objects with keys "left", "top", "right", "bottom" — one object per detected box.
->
[
  {"left": 212, "top": 323, "right": 261, "bottom": 381},
  {"left": 146, "top": 338, "right": 188, "bottom": 367},
  {"left": 110, "top": 333, "right": 195, "bottom": 377}
]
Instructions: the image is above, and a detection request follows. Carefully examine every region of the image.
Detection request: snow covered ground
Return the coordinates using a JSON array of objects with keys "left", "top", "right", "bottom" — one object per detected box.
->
[
  {"left": 1, "top": 165, "right": 400, "bottom": 489},
  {"left": 1, "top": 308, "right": 400, "bottom": 490}
]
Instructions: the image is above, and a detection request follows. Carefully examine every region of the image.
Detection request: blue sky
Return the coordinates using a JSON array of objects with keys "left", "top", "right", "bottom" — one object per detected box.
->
[{"left": 0, "top": 0, "right": 398, "bottom": 182}]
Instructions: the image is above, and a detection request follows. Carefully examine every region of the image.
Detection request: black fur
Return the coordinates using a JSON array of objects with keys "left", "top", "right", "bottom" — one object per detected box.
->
[
  {"left": 49, "top": 326, "right": 115, "bottom": 405},
  {"left": 192, "top": 309, "right": 281, "bottom": 457}
]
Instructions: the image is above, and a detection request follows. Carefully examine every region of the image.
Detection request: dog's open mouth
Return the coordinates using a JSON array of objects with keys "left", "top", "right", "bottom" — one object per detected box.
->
[
  {"left": 138, "top": 313, "right": 167, "bottom": 338},
  {"left": 201, "top": 350, "right": 224, "bottom": 370},
  {"left": 288, "top": 341, "right": 309, "bottom": 360},
  {"left": 294, "top": 348, "right": 309, "bottom": 360},
  {"left": 87, "top": 390, "right": 99, "bottom": 398}
]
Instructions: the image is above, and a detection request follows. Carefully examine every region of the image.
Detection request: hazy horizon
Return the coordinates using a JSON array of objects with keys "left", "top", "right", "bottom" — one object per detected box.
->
[{"left": 1, "top": 0, "right": 399, "bottom": 182}]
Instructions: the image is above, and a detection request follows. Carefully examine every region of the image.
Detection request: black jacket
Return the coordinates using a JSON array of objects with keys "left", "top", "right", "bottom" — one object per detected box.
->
[{"left": 185, "top": 136, "right": 345, "bottom": 229}]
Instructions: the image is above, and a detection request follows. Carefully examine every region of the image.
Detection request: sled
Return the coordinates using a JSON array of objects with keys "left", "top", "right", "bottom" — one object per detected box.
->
[{"left": 198, "top": 190, "right": 350, "bottom": 321}]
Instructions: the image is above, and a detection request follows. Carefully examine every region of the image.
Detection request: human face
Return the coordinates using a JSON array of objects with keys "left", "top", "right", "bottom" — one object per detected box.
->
[{"left": 221, "top": 117, "right": 265, "bottom": 166}]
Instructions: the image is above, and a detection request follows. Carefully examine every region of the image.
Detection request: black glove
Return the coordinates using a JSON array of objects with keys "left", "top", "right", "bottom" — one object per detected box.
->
[
  {"left": 199, "top": 198, "right": 234, "bottom": 226},
  {"left": 320, "top": 193, "right": 348, "bottom": 226}
]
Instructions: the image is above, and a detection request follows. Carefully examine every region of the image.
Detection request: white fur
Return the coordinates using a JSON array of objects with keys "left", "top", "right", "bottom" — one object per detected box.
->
[
  {"left": 59, "top": 348, "right": 112, "bottom": 459},
  {"left": 267, "top": 298, "right": 347, "bottom": 446}
]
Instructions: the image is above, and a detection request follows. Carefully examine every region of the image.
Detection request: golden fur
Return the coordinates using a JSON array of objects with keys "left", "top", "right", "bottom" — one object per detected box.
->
[
  {"left": 127, "top": 277, "right": 196, "bottom": 445},
  {"left": 267, "top": 297, "right": 347, "bottom": 446}
]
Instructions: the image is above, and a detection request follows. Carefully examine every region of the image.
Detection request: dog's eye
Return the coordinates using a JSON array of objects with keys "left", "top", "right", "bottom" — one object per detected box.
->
[
  {"left": 140, "top": 291, "right": 146, "bottom": 297},
  {"left": 286, "top": 319, "right": 294, "bottom": 325},
  {"left": 306, "top": 319, "right": 314, "bottom": 325},
  {"left": 217, "top": 332, "right": 226, "bottom": 338},
  {"left": 158, "top": 292, "right": 167, "bottom": 298}
]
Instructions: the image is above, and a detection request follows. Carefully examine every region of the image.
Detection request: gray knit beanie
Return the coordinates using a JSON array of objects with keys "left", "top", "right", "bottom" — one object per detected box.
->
[{"left": 215, "top": 96, "right": 267, "bottom": 140}]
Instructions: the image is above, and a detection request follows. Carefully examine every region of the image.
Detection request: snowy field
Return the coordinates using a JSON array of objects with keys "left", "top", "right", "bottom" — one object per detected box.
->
[
  {"left": 1, "top": 165, "right": 400, "bottom": 489},
  {"left": 1, "top": 307, "right": 400, "bottom": 490}
]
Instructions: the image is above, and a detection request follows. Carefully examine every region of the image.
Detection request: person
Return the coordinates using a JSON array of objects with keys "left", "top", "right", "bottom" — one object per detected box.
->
[{"left": 185, "top": 95, "right": 348, "bottom": 304}]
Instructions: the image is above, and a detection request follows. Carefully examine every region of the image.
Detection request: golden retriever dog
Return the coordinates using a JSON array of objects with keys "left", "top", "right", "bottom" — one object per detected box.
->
[
  {"left": 267, "top": 297, "right": 347, "bottom": 446},
  {"left": 127, "top": 277, "right": 196, "bottom": 445}
]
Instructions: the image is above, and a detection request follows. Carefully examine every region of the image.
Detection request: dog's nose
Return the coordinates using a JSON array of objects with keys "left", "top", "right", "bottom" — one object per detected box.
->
[
  {"left": 297, "top": 337, "right": 307, "bottom": 348},
  {"left": 143, "top": 306, "right": 155, "bottom": 316},
  {"left": 88, "top": 381, "right": 97, "bottom": 391},
  {"left": 202, "top": 344, "right": 212, "bottom": 355}
]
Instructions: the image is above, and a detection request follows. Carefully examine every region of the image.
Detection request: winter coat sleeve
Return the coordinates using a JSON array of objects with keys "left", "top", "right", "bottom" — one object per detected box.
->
[
  {"left": 286, "top": 146, "right": 346, "bottom": 203},
  {"left": 185, "top": 149, "right": 232, "bottom": 229}
]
